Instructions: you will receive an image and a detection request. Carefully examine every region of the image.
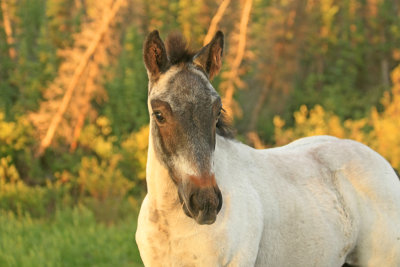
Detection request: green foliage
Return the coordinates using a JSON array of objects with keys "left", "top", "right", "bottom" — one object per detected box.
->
[
  {"left": 104, "top": 27, "right": 149, "bottom": 138},
  {"left": 120, "top": 126, "right": 149, "bottom": 198},
  {"left": 120, "top": 126, "right": 149, "bottom": 181},
  {"left": 274, "top": 64, "right": 400, "bottom": 170},
  {"left": 46, "top": 0, "right": 81, "bottom": 48},
  {"left": 11, "top": 0, "right": 58, "bottom": 113},
  {"left": 244, "top": 0, "right": 400, "bottom": 142},
  {"left": 76, "top": 156, "right": 134, "bottom": 201},
  {"left": 0, "top": 156, "right": 20, "bottom": 182},
  {"left": 0, "top": 156, "right": 66, "bottom": 218},
  {"left": 0, "top": 113, "right": 32, "bottom": 156},
  {"left": 0, "top": 113, "right": 43, "bottom": 184},
  {"left": 79, "top": 116, "right": 116, "bottom": 159},
  {"left": 0, "top": 33, "right": 16, "bottom": 117}
]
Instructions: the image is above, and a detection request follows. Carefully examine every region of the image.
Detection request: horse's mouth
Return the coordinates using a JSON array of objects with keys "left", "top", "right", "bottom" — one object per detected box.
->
[{"left": 182, "top": 202, "right": 218, "bottom": 225}]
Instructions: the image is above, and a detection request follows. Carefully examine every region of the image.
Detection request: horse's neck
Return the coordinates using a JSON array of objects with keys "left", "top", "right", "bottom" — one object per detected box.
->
[{"left": 146, "top": 133, "right": 180, "bottom": 211}]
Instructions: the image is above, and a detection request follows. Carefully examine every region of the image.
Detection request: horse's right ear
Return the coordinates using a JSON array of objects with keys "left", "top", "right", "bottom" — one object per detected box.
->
[
  {"left": 193, "top": 31, "right": 224, "bottom": 80},
  {"left": 143, "top": 30, "right": 169, "bottom": 80}
]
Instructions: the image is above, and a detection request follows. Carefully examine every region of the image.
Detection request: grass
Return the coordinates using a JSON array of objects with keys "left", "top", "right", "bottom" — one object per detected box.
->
[{"left": 0, "top": 205, "right": 143, "bottom": 267}]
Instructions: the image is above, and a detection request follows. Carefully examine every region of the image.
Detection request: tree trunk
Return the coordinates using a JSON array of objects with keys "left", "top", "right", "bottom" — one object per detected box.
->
[
  {"left": 36, "top": 0, "right": 125, "bottom": 157},
  {"left": 1, "top": 0, "right": 16, "bottom": 59},
  {"left": 203, "top": 0, "right": 231, "bottom": 45},
  {"left": 69, "top": 63, "right": 96, "bottom": 152},
  {"left": 381, "top": 58, "right": 390, "bottom": 88},
  {"left": 222, "top": 0, "right": 253, "bottom": 116},
  {"left": 247, "top": 78, "right": 273, "bottom": 132}
]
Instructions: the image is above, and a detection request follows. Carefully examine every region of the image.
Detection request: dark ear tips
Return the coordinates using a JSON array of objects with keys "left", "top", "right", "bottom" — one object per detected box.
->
[
  {"left": 146, "top": 30, "right": 161, "bottom": 42},
  {"left": 214, "top": 31, "right": 224, "bottom": 43},
  {"left": 212, "top": 31, "right": 224, "bottom": 55}
]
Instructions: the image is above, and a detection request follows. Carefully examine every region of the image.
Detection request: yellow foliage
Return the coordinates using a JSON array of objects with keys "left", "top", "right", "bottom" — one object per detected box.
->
[
  {"left": 58, "top": 118, "right": 148, "bottom": 201},
  {"left": 367, "top": 65, "right": 400, "bottom": 168},
  {"left": 0, "top": 114, "right": 31, "bottom": 152},
  {"left": 0, "top": 156, "right": 20, "bottom": 186},
  {"left": 79, "top": 116, "right": 115, "bottom": 159},
  {"left": 343, "top": 118, "right": 368, "bottom": 143},
  {"left": 0, "top": 157, "right": 39, "bottom": 215},
  {"left": 320, "top": 0, "right": 339, "bottom": 40},
  {"left": 121, "top": 126, "right": 149, "bottom": 180},
  {"left": 274, "top": 104, "right": 344, "bottom": 146},
  {"left": 273, "top": 64, "right": 400, "bottom": 170},
  {"left": 77, "top": 156, "right": 134, "bottom": 201}
]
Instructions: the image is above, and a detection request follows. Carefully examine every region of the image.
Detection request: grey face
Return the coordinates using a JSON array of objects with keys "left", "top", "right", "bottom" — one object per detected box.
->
[
  {"left": 150, "top": 69, "right": 221, "bottom": 173},
  {"left": 143, "top": 30, "right": 225, "bottom": 225}
]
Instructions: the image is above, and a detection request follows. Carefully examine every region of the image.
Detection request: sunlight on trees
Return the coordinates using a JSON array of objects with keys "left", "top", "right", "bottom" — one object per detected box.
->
[
  {"left": 1, "top": 1, "right": 400, "bottom": 264},
  {"left": 0, "top": 0, "right": 400, "bottom": 224},
  {"left": 274, "top": 64, "right": 400, "bottom": 170},
  {"left": 369, "top": 65, "right": 400, "bottom": 168}
]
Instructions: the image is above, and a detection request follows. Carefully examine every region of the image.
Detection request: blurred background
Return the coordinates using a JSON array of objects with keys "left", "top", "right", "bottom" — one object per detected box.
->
[{"left": 1, "top": 0, "right": 400, "bottom": 266}]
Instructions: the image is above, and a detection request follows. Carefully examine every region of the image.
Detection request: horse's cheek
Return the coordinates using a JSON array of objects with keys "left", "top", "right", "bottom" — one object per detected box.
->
[{"left": 159, "top": 124, "right": 177, "bottom": 153}]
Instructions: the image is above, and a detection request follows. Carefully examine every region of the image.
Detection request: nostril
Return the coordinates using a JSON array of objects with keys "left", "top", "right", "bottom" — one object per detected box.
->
[
  {"left": 216, "top": 188, "right": 223, "bottom": 213},
  {"left": 178, "top": 184, "right": 196, "bottom": 218},
  {"left": 189, "top": 190, "right": 214, "bottom": 212},
  {"left": 189, "top": 191, "right": 201, "bottom": 211}
]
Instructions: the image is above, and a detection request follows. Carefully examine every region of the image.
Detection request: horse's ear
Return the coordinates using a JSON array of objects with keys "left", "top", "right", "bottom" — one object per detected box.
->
[
  {"left": 143, "top": 30, "right": 169, "bottom": 80},
  {"left": 193, "top": 31, "right": 224, "bottom": 80}
]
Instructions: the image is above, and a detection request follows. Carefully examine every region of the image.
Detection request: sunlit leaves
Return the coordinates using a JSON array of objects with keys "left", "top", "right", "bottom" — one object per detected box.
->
[{"left": 273, "top": 64, "right": 400, "bottom": 169}]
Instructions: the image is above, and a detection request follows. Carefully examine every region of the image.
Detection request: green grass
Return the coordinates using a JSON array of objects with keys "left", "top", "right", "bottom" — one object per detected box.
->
[{"left": 0, "top": 205, "right": 143, "bottom": 267}]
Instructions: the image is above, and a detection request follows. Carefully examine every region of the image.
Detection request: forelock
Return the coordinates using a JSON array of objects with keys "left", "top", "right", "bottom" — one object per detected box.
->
[{"left": 165, "top": 32, "right": 195, "bottom": 65}]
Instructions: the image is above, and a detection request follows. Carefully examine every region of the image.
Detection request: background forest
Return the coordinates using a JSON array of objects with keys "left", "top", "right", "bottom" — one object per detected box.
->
[{"left": 1, "top": 0, "right": 400, "bottom": 266}]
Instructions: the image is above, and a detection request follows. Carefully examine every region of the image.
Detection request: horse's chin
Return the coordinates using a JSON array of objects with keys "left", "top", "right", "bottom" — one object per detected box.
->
[
  {"left": 182, "top": 202, "right": 217, "bottom": 225},
  {"left": 195, "top": 210, "right": 217, "bottom": 225}
]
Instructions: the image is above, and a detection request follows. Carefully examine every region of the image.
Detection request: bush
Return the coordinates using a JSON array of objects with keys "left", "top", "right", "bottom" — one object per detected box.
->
[
  {"left": 273, "top": 64, "right": 400, "bottom": 170},
  {"left": 0, "top": 156, "right": 66, "bottom": 217},
  {"left": 76, "top": 156, "right": 134, "bottom": 201}
]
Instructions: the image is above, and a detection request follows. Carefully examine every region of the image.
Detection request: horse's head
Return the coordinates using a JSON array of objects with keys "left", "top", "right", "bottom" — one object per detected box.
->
[{"left": 143, "top": 30, "right": 231, "bottom": 225}]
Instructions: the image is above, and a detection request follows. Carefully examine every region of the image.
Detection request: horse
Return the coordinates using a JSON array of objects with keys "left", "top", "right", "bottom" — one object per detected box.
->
[{"left": 135, "top": 30, "right": 400, "bottom": 267}]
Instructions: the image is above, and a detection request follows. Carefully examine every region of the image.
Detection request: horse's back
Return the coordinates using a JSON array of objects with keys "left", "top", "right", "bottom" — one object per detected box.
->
[
  {"left": 296, "top": 136, "right": 400, "bottom": 208},
  {"left": 259, "top": 136, "right": 400, "bottom": 266},
  {"left": 274, "top": 135, "right": 399, "bottom": 193}
]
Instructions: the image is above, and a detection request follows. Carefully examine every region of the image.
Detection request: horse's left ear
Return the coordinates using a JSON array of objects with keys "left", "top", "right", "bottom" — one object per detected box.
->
[
  {"left": 193, "top": 31, "right": 224, "bottom": 80},
  {"left": 143, "top": 30, "right": 169, "bottom": 81}
]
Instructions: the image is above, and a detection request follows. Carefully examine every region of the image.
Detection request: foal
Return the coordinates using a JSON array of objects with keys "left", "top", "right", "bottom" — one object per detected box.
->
[{"left": 136, "top": 30, "right": 400, "bottom": 266}]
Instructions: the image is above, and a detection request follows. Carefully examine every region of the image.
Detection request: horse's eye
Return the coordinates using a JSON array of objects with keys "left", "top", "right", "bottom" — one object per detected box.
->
[{"left": 153, "top": 111, "right": 165, "bottom": 123}]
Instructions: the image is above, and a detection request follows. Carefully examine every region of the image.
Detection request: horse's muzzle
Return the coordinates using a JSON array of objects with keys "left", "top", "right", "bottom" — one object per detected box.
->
[{"left": 178, "top": 173, "right": 223, "bottom": 225}]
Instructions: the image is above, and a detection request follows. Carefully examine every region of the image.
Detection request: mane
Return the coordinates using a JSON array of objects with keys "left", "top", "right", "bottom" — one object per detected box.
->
[
  {"left": 216, "top": 110, "right": 234, "bottom": 139},
  {"left": 394, "top": 167, "right": 400, "bottom": 180},
  {"left": 165, "top": 32, "right": 195, "bottom": 65}
]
